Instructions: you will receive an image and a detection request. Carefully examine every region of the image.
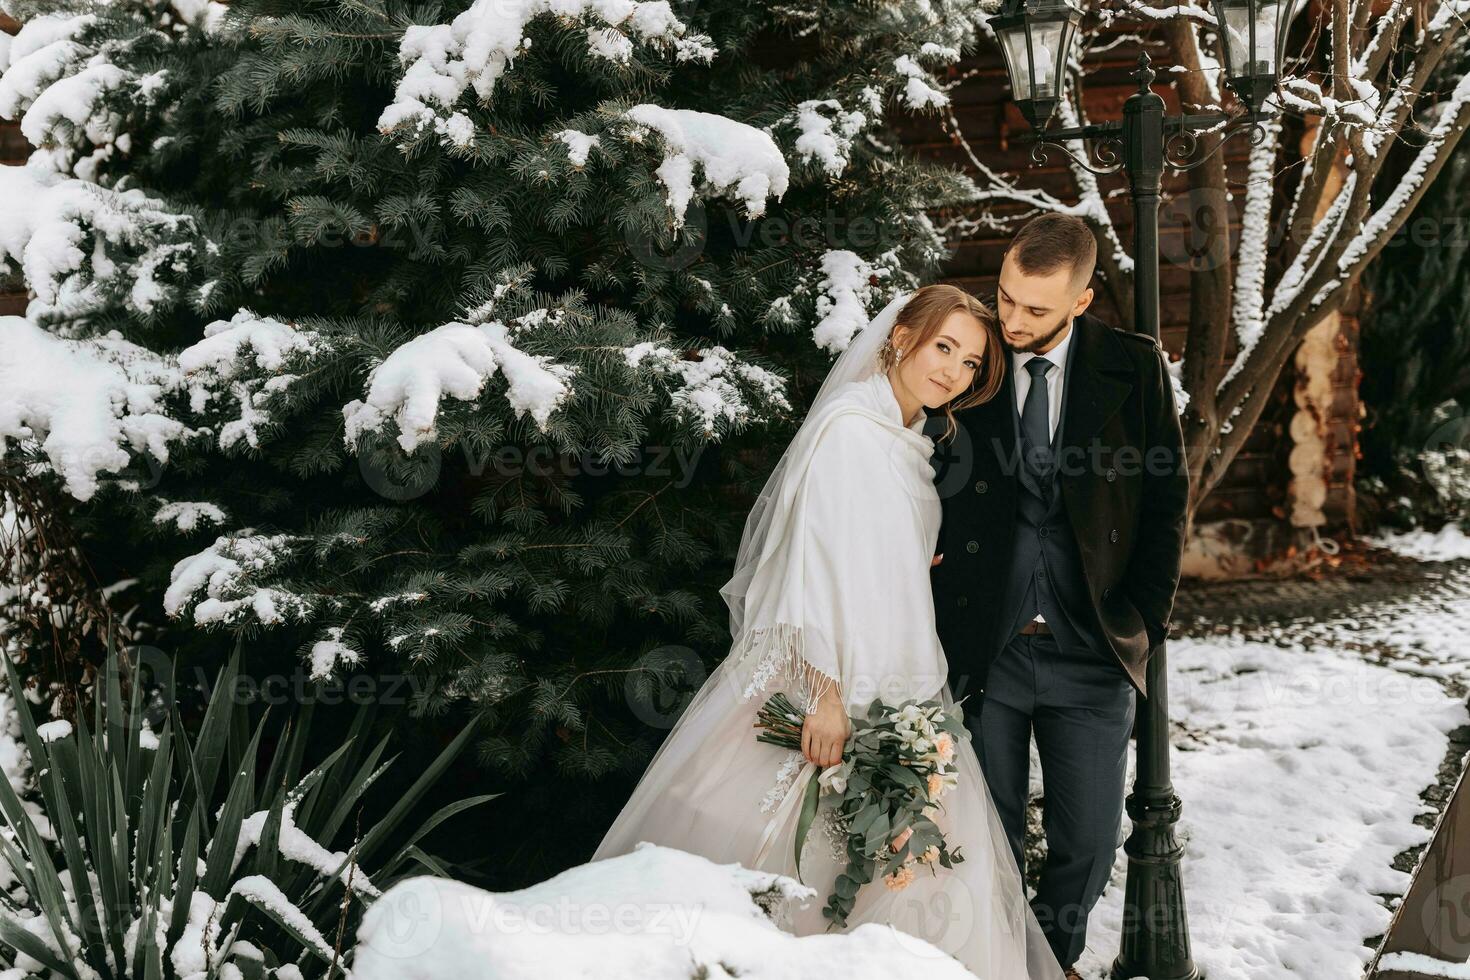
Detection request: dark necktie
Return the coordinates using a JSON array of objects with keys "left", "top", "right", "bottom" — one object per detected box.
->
[{"left": 1021, "top": 357, "right": 1054, "bottom": 490}]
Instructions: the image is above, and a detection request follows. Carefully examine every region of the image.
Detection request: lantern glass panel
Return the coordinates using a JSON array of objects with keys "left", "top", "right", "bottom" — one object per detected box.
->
[
  {"left": 999, "top": 20, "right": 1064, "bottom": 100},
  {"left": 1222, "top": 0, "right": 1282, "bottom": 78}
]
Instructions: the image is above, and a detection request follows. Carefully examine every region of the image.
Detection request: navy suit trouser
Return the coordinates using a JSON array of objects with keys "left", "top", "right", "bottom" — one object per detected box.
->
[{"left": 963, "top": 630, "right": 1136, "bottom": 970}]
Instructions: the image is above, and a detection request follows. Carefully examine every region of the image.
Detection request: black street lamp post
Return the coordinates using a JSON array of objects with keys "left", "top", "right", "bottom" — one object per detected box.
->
[{"left": 988, "top": 1, "right": 1298, "bottom": 977}]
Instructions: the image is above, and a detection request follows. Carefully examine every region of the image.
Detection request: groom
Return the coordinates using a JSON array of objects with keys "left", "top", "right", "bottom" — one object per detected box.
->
[{"left": 928, "top": 214, "right": 1188, "bottom": 976}]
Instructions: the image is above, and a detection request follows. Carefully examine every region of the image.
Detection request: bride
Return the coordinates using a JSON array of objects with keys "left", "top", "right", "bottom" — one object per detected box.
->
[{"left": 592, "top": 285, "right": 1065, "bottom": 979}]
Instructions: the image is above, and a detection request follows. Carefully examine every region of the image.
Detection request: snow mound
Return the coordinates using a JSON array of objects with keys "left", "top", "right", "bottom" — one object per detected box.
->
[{"left": 352, "top": 841, "right": 980, "bottom": 980}]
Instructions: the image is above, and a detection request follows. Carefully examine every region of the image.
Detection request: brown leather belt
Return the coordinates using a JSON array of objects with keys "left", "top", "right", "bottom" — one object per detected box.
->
[{"left": 1019, "top": 620, "right": 1052, "bottom": 636}]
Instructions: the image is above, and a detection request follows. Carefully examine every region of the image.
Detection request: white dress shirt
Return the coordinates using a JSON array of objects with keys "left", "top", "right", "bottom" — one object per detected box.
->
[
  {"left": 1011, "top": 319, "right": 1073, "bottom": 442},
  {"left": 1010, "top": 319, "right": 1074, "bottom": 623}
]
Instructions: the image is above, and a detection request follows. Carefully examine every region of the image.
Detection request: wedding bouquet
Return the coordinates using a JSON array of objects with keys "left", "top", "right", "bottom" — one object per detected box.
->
[{"left": 754, "top": 692, "right": 970, "bottom": 929}]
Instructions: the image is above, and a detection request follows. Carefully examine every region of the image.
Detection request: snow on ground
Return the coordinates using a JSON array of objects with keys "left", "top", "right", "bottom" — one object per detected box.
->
[
  {"left": 1367, "top": 524, "right": 1470, "bottom": 563},
  {"left": 353, "top": 841, "right": 981, "bottom": 980},
  {"left": 1076, "top": 624, "right": 1468, "bottom": 978}
]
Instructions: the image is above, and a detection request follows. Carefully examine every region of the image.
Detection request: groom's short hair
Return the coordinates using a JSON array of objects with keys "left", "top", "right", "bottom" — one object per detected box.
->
[{"left": 1007, "top": 213, "right": 1097, "bottom": 291}]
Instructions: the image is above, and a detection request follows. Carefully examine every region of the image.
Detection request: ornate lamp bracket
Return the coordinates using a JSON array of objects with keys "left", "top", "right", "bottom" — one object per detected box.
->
[
  {"left": 1163, "top": 112, "right": 1271, "bottom": 172},
  {"left": 1029, "top": 123, "right": 1127, "bottom": 175}
]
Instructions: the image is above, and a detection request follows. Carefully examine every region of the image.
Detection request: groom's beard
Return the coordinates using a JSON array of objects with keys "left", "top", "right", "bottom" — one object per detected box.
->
[{"left": 1002, "top": 311, "right": 1070, "bottom": 354}]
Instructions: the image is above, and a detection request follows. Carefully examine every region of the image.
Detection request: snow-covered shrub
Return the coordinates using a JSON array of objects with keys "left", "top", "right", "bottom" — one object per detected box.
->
[{"left": 0, "top": 641, "right": 494, "bottom": 979}]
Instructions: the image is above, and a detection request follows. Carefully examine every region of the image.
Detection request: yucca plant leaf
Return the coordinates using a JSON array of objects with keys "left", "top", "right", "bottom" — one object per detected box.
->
[
  {"left": 229, "top": 882, "right": 335, "bottom": 964},
  {"left": 315, "top": 739, "right": 393, "bottom": 847},
  {"left": 0, "top": 910, "right": 78, "bottom": 978},
  {"left": 191, "top": 641, "right": 245, "bottom": 816},
  {"left": 378, "top": 794, "right": 500, "bottom": 880},
  {"left": 294, "top": 699, "right": 377, "bottom": 831},
  {"left": 200, "top": 715, "right": 266, "bottom": 900},
  {"left": 70, "top": 706, "right": 129, "bottom": 974},
  {"left": 261, "top": 703, "right": 313, "bottom": 806},
  {"left": 24, "top": 735, "right": 104, "bottom": 961},
  {"left": 357, "top": 713, "right": 484, "bottom": 866},
  {"left": 0, "top": 655, "right": 86, "bottom": 970},
  {"left": 167, "top": 802, "right": 203, "bottom": 946},
  {"left": 133, "top": 723, "right": 174, "bottom": 889},
  {"left": 401, "top": 845, "right": 452, "bottom": 878},
  {"left": 169, "top": 699, "right": 205, "bottom": 827},
  {"left": 251, "top": 782, "right": 287, "bottom": 885},
  {"left": 226, "top": 692, "right": 253, "bottom": 790},
  {"left": 121, "top": 643, "right": 150, "bottom": 824}
]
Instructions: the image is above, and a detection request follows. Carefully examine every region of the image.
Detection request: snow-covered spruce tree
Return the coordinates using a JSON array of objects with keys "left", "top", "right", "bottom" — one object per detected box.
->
[
  {"left": 0, "top": 1, "right": 984, "bottom": 867},
  {"left": 945, "top": 0, "right": 1470, "bottom": 522}
]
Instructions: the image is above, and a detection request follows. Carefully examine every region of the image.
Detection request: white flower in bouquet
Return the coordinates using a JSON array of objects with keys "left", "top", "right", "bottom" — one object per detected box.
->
[{"left": 817, "top": 762, "right": 849, "bottom": 796}]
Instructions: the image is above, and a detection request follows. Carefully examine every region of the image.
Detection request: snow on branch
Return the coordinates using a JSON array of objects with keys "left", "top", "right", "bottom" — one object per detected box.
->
[
  {"left": 342, "top": 319, "right": 577, "bottom": 453},
  {"left": 941, "top": 93, "right": 1133, "bottom": 281},
  {"left": 153, "top": 499, "right": 228, "bottom": 532},
  {"left": 177, "top": 309, "right": 334, "bottom": 451},
  {"left": 0, "top": 316, "right": 190, "bottom": 501},
  {"left": 811, "top": 249, "right": 893, "bottom": 352},
  {"left": 773, "top": 94, "right": 877, "bottom": 177},
  {"left": 1330, "top": 68, "right": 1470, "bottom": 292},
  {"left": 892, "top": 54, "right": 949, "bottom": 109},
  {"left": 0, "top": 5, "right": 225, "bottom": 179},
  {"left": 1223, "top": 115, "right": 1281, "bottom": 386},
  {"left": 164, "top": 528, "right": 314, "bottom": 627},
  {"left": 622, "top": 105, "right": 790, "bottom": 225},
  {"left": 623, "top": 341, "right": 791, "bottom": 436},
  {"left": 1108, "top": 0, "right": 1218, "bottom": 26},
  {"left": 377, "top": 0, "right": 716, "bottom": 147},
  {"left": 0, "top": 163, "right": 198, "bottom": 325}
]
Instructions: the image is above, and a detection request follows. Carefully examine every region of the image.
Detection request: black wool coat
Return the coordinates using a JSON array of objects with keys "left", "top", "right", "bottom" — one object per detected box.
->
[{"left": 928, "top": 311, "right": 1189, "bottom": 699}]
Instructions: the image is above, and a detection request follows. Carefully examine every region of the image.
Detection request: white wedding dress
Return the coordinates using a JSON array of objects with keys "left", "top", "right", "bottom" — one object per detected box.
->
[{"left": 592, "top": 298, "right": 1064, "bottom": 980}]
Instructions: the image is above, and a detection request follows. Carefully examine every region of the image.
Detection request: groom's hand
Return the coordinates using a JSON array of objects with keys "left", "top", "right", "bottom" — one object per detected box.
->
[
  {"left": 931, "top": 553, "right": 943, "bottom": 566},
  {"left": 802, "top": 691, "right": 850, "bottom": 768}
]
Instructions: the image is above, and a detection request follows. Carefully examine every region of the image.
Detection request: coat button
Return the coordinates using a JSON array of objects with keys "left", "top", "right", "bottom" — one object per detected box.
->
[
  {"left": 966, "top": 540, "right": 979, "bottom": 553},
  {"left": 1109, "top": 528, "right": 1119, "bottom": 543},
  {"left": 1106, "top": 467, "right": 1117, "bottom": 482},
  {"left": 1038, "top": 526, "right": 1050, "bottom": 539},
  {"left": 957, "top": 596, "right": 969, "bottom": 608},
  {"left": 974, "top": 480, "right": 988, "bottom": 494}
]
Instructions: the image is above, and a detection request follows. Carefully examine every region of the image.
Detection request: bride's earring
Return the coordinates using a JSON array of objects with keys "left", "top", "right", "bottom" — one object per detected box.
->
[{"left": 877, "top": 337, "right": 903, "bottom": 371}]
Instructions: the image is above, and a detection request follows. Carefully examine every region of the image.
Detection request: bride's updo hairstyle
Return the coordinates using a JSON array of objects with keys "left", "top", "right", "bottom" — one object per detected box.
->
[{"left": 884, "top": 284, "right": 1005, "bottom": 443}]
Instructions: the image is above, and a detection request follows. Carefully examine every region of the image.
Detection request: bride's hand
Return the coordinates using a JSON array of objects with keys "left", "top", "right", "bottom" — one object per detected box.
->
[{"left": 802, "top": 690, "right": 850, "bottom": 768}]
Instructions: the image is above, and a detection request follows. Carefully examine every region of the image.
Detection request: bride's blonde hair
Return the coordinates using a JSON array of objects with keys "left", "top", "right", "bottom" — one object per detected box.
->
[{"left": 879, "top": 284, "right": 1004, "bottom": 443}]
